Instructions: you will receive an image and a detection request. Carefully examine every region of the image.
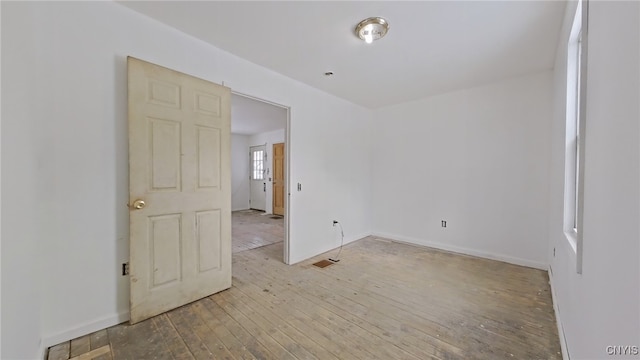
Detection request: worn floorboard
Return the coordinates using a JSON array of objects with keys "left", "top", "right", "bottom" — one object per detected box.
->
[
  {"left": 47, "top": 342, "right": 70, "bottom": 360},
  {"left": 48, "top": 236, "right": 561, "bottom": 360},
  {"left": 232, "top": 210, "right": 283, "bottom": 254}
]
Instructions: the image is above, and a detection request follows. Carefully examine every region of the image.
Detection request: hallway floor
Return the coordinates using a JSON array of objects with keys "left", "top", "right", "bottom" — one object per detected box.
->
[{"left": 232, "top": 209, "right": 284, "bottom": 254}]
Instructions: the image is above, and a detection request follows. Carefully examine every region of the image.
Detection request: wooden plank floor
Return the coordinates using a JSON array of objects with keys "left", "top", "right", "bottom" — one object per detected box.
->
[
  {"left": 47, "top": 237, "right": 561, "bottom": 360},
  {"left": 232, "top": 210, "right": 283, "bottom": 254}
]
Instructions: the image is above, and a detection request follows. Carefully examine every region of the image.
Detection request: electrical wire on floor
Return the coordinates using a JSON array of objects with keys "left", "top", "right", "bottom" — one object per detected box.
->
[{"left": 328, "top": 220, "right": 344, "bottom": 263}]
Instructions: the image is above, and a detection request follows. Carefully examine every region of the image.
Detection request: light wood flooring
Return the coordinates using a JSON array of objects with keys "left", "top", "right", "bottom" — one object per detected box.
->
[
  {"left": 47, "top": 237, "right": 561, "bottom": 360},
  {"left": 232, "top": 210, "right": 284, "bottom": 254}
]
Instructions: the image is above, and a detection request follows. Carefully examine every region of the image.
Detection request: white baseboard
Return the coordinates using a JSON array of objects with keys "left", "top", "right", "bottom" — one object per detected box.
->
[
  {"left": 548, "top": 266, "right": 570, "bottom": 360},
  {"left": 344, "top": 232, "right": 371, "bottom": 246},
  {"left": 38, "top": 342, "right": 46, "bottom": 360},
  {"left": 42, "top": 311, "right": 130, "bottom": 349},
  {"left": 288, "top": 232, "right": 371, "bottom": 265},
  {"left": 370, "top": 231, "right": 548, "bottom": 270}
]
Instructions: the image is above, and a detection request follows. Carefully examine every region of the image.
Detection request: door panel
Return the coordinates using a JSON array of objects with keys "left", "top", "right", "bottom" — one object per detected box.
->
[
  {"left": 128, "top": 57, "right": 231, "bottom": 324},
  {"left": 273, "top": 143, "right": 285, "bottom": 216},
  {"left": 196, "top": 127, "right": 220, "bottom": 189},
  {"left": 149, "top": 118, "right": 181, "bottom": 191},
  {"left": 195, "top": 209, "right": 222, "bottom": 272}
]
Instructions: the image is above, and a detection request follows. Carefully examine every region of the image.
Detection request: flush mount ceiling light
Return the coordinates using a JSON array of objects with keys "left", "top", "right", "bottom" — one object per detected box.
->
[{"left": 355, "top": 17, "right": 389, "bottom": 44}]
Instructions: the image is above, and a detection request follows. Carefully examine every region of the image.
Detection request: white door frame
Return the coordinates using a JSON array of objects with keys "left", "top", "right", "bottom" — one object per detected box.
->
[{"left": 232, "top": 91, "right": 291, "bottom": 265}]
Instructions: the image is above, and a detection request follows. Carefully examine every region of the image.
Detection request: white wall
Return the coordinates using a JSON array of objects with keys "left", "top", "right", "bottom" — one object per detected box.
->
[
  {"left": 371, "top": 71, "right": 553, "bottom": 269},
  {"left": 548, "top": 2, "right": 640, "bottom": 359},
  {"left": 249, "top": 129, "right": 286, "bottom": 214},
  {"left": 1, "top": 1, "right": 372, "bottom": 350},
  {"left": 1, "top": 3, "right": 44, "bottom": 358},
  {"left": 231, "top": 134, "right": 250, "bottom": 211}
]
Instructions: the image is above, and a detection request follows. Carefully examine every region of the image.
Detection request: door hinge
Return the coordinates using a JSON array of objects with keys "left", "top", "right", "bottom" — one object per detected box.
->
[{"left": 122, "top": 262, "right": 129, "bottom": 276}]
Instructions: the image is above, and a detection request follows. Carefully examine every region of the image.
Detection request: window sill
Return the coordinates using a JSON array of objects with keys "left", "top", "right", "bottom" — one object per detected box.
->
[
  {"left": 563, "top": 229, "right": 583, "bottom": 274},
  {"left": 564, "top": 230, "right": 578, "bottom": 254}
]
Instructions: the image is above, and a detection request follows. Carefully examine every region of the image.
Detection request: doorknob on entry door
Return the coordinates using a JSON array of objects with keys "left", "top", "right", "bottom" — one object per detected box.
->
[{"left": 132, "top": 199, "right": 146, "bottom": 209}]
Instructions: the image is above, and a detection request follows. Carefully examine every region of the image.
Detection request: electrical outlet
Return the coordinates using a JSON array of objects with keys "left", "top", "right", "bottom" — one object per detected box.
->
[
  {"left": 441, "top": 220, "right": 447, "bottom": 228},
  {"left": 122, "top": 262, "right": 129, "bottom": 276}
]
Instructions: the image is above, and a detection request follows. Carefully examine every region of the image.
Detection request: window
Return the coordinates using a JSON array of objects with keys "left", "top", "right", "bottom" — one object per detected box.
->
[
  {"left": 564, "top": 0, "right": 586, "bottom": 274},
  {"left": 252, "top": 149, "right": 265, "bottom": 180},
  {"left": 567, "top": 31, "right": 582, "bottom": 233}
]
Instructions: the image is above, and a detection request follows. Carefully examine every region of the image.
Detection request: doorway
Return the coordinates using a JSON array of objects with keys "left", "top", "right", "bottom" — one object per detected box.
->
[{"left": 231, "top": 92, "right": 290, "bottom": 263}]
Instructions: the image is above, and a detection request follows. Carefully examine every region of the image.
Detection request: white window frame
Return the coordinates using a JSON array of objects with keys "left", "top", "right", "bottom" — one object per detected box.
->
[{"left": 563, "top": 0, "right": 587, "bottom": 274}]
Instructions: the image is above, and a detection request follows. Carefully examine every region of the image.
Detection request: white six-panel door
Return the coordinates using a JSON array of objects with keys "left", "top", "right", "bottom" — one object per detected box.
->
[{"left": 128, "top": 57, "right": 231, "bottom": 324}]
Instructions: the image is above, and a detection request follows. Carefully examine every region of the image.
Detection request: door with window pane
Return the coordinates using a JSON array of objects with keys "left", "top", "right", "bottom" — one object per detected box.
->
[{"left": 249, "top": 145, "right": 266, "bottom": 211}]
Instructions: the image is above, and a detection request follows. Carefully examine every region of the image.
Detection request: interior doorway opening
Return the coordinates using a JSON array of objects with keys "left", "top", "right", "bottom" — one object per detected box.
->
[{"left": 230, "top": 92, "right": 290, "bottom": 264}]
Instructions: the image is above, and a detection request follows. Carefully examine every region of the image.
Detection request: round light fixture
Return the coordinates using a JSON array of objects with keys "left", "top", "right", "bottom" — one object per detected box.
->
[{"left": 355, "top": 17, "right": 389, "bottom": 44}]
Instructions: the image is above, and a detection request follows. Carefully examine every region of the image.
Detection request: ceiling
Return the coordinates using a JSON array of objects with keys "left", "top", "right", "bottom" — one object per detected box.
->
[
  {"left": 119, "top": 1, "right": 566, "bottom": 109},
  {"left": 231, "top": 94, "right": 286, "bottom": 136}
]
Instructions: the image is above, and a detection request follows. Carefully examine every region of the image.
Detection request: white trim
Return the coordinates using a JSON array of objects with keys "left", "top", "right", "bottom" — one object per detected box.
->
[
  {"left": 371, "top": 232, "right": 548, "bottom": 270},
  {"left": 548, "top": 266, "right": 570, "bottom": 360},
  {"left": 38, "top": 343, "right": 46, "bottom": 360},
  {"left": 343, "top": 232, "right": 372, "bottom": 247},
  {"left": 288, "top": 232, "right": 372, "bottom": 265},
  {"left": 574, "top": 0, "right": 588, "bottom": 276},
  {"left": 230, "top": 90, "right": 291, "bottom": 265},
  {"left": 231, "top": 90, "right": 289, "bottom": 110},
  {"left": 42, "top": 311, "right": 130, "bottom": 349},
  {"left": 283, "top": 107, "right": 291, "bottom": 264},
  {"left": 563, "top": 0, "right": 586, "bottom": 275}
]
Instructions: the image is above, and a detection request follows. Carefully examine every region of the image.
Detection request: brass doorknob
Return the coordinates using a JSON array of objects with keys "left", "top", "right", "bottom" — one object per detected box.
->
[{"left": 132, "top": 199, "right": 146, "bottom": 209}]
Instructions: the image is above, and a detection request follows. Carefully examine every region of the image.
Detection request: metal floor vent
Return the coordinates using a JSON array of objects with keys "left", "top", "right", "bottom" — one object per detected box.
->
[{"left": 312, "top": 259, "right": 334, "bottom": 268}]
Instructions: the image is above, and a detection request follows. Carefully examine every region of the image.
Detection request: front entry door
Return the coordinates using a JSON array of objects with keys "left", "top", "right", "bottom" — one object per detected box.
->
[
  {"left": 272, "top": 143, "right": 285, "bottom": 216},
  {"left": 128, "top": 57, "right": 232, "bottom": 324},
  {"left": 249, "top": 145, "right": 266, "bottom": 211}
]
